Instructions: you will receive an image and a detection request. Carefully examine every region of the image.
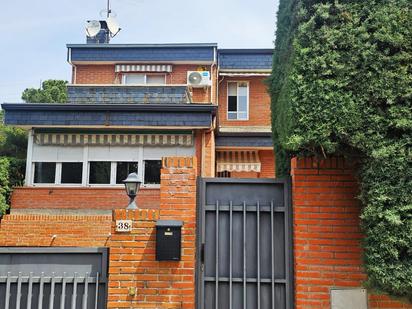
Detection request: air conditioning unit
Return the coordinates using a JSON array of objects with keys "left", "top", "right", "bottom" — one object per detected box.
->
[{"left": 187, "top": 71, "right": 211, "bottom": 87}]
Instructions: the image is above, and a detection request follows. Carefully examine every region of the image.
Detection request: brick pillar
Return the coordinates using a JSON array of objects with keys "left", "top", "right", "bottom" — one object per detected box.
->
[
  {"left": 291, "top": 157, "right": 412, "bottom": 309},
  {"left": 201, "top": 130, "right": 215, "bottom": 177},
  {"left": 108, "top": 156, "right": 197, "bottom": 309}
]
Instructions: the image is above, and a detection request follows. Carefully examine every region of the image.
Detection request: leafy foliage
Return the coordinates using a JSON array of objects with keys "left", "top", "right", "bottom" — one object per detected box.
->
[
  {"left": 271, "top": 0, "right": 412, "bottom": 301},
  {"left": 0, "top": 110, "right": 27, "bottom": 213},
  {"left": 0, "top": 157, "right": 10, "bottom": 214},
  {"left": 22, "top": 80, "right": 68, "bottom": 103}
]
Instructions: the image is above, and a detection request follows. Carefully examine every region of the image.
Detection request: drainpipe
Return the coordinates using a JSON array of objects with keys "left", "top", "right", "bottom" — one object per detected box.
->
[{"left": 67, "top": 47, "right": 77, "bottom": 84}]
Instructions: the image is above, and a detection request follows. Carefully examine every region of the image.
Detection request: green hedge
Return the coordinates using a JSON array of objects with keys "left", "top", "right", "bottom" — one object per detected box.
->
[
  {"left": 271, "top": 0, "right": 412, "bottom": 301},
  {"left": 0, "top": 158, "right": 10, "bottom": 214}
]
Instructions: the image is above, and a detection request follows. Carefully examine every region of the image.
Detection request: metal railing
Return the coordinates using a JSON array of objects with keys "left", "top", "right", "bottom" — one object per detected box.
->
[{"left": 1, "top": 272, "right": 103, "bottom": 309}]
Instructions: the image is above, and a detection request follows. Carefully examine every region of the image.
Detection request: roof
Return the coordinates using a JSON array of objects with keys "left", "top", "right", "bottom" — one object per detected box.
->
[
  {"left": 218, "top": 49, "right": 273, "bottom": 71},
  {"left": 68, "top": 43, "right": 217, "bottom": 63},
  {"left": 215, "top": 134, "right": 273, "bottom": 148},
  {"left": 1, "top": 103, "right": 216, "bottom": 129}
]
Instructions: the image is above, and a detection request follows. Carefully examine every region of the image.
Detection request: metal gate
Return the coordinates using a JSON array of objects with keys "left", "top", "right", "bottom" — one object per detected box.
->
[
  {"left": 0, "top": 247, "right": 108, "bottom": 309},
  {"left": 197, "top": 178, "right": 293, "bottom": 309}
]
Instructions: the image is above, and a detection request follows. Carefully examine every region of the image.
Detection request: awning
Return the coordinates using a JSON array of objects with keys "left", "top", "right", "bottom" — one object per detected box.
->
[
  {"left": 115, "top": 64, "right": 173, "bottom": 73},
  {"left": 216, "top": 151, "right": 261, "bottom": 173},
  {"left": 34, "top": 133, "right": 193, "bottom": 147}
]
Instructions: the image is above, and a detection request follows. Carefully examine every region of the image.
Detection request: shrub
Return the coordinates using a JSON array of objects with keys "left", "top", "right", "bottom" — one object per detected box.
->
[{"left": 270, "top": 0, "right": 412, "bottom": 301}]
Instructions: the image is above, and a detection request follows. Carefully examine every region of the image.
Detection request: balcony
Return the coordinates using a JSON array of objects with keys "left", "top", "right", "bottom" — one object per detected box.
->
[{"left": 67, "top": 84, "right": 192, "bottom": 104}]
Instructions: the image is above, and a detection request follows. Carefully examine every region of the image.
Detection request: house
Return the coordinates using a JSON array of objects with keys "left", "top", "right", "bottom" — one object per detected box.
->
[{"left": 1, "top": 35, "right": 275, "bottom": 212}]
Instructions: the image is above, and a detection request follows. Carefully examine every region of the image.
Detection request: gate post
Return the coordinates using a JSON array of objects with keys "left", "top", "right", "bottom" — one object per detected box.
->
[{"left": 108, "top": 156, "right": 198, "bottom": 309}]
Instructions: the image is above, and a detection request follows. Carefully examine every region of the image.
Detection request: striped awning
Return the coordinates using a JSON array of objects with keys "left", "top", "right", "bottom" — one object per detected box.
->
[
  {"left": 216, "top": 151, "right": 261, "bottom": 172},
  {"left": 115, "top": 64, "right": 173, "bottom": 73},
  {"left": 34, "top": 133, "right": 193, "bottom": 147}
]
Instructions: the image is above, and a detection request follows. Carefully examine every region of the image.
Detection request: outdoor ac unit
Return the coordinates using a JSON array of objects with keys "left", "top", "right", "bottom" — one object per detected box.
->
[{"left": 187, "top": 71, "right": 211, "bottom": 87}]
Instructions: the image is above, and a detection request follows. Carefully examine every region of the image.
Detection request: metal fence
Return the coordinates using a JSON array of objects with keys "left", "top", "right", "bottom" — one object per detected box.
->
[{"left": 0, "top": 248, "right": 108, "bottom": 309}]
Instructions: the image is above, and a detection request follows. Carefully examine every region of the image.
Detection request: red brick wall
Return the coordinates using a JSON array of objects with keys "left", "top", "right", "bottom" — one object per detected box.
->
[
  {"left": 75, "top": 65, "right": 116, "bottom": 84},
  {"left": 218, "top": 76, "right": 271, "bottom": 127},
  {"left": 11, "top": 187, "right": 160, "bottom": 210},
  {"left": 0, "top": 214, "right": 111, "bottom": 246},
  {"left": 292, "top": 157, "right": 412, "bottom": 309},
  {"left": 108, "top": 157, "right": 197, "bottom": 308}
]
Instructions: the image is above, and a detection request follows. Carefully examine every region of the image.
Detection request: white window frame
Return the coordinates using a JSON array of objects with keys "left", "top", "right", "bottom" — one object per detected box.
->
[
  {"left": 122, "top": 73, "right": 166, "bottom": 85},
  {"left": 227, "top": 81, "right": 250, "bottom": 121}
]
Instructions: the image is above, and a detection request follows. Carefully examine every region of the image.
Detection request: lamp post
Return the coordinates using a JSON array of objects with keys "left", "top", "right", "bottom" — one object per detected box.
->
[{"left": 123, "top": 172, "right": 141, "bottom": 210}]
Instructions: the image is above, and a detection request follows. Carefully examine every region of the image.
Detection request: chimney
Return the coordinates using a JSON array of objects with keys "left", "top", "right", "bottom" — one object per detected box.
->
[{"left": 86, "top": 21, "right": 110, "bottom": 44}]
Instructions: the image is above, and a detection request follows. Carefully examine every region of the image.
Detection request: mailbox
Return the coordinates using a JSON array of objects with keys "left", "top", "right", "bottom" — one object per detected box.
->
[{"left": 156, "top": 220, "right": 183, "bottom": 261}]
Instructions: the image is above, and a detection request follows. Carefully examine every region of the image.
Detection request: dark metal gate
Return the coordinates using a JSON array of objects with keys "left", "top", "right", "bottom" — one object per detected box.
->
[
  {"left": 197, "top": 178, "right": 293, "bottom": 309},
  {"left": 0, "top": 247, "right": 108, "bottom": 309}
]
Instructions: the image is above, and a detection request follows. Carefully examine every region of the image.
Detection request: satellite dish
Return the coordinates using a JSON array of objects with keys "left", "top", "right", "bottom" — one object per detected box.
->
[
  {"left": 188, "top": 72, "right": 202, "bottom": 85},
  {"left": 86, "top": 20, "right": 101, "bottom": 37},
  {"left": 107, "top": 16, "right": 120, "bottom": 35}
]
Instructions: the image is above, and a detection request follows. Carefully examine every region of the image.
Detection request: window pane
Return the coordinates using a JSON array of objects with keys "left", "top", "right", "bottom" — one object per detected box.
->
[
  {"left": 146, "top": 75, "right": 166, "bottom": 84},
  {"left": 116, "top": 162, "right": 139, "bottom": 184},
  {"left": 238, "top": 95, "right": 248, "bottom": 113},
  {"left": 89, "top": 162, "right": 111, "bottom": 184},
  {"left": 228, "top": 82, "right": 237, "bottom": 96},
  {"left": 228, "top": 96, "right": 237, "bottom": 112},
  {"left": 227, "top": 112, "right": 237, "bottom": 120},
  {"left": 144, "top": 160, "right": 162, "bottom": 185},
  {"left": 124, "top": 74, "right": 145, "bottom": 84},
  {"left": 61, "top": 163, "right": 83, "bottom": 184},
  {"left": 34, "top": 162, "right": 56, "bottom": 184},
  {"left": 238, "top": 112, "right": 248, "bottom": 120}
]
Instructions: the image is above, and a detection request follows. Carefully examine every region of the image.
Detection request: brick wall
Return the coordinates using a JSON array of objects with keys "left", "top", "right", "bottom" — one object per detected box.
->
[
  {"left": 108, "top": 157, "right": 197, "bottom": 308},
  {"left": 11, "top": 187, "right": 160, "bottom": 210},
  {"left": 292, "top": 157, "right": 412, "bottom": 309},
  {"left": 75, "top": 65, "right": 116, "bottom": 84},
  {"left": 218, "top": 76, "right": 271, "bottom": 127},
  {"left": 259, "top": 150, "right": 276, "bottom": 178},
  {"left": 201, "top": 130, "right": 215, "bottom": 177},
  {"left": 0, "top": 214, "right": 111, "bottom": 246}
]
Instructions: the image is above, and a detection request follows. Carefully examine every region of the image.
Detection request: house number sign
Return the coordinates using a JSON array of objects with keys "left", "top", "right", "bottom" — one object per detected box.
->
[{"left": 116, "top": 220, "right": 133, "bottom": 232}]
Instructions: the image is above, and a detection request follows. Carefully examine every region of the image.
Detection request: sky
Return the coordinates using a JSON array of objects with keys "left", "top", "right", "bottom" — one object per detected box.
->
[{"left": 0, "top": 0, "right": 279, "bottom": 103}]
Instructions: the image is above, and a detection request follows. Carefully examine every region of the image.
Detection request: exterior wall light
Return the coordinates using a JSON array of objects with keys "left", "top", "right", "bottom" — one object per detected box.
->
[{"left": 123, "top": 172, "right": 141, "bottom": 210}]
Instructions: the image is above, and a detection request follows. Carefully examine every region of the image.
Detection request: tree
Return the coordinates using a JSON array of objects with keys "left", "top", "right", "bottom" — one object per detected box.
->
[
  {"left": 271, "top": 0, "right": 412, "bottom": 301},
  {"left": 22, "top": 79, "right": 68, "bottom": 103}
]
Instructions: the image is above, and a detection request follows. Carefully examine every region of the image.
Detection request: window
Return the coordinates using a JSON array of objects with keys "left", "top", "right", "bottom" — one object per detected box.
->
[
  {"left": 89, "top": 162, "right": 111, "bottom": 184},
  {"left": 34, "top": 162, "right": 56, "bottom": 184},
  {"left": 116, "top": 162, "right": 138, "bottom": 184},
  {"left": 227, "top": 82, "right": 249, "bottom": 120},
  {"left": 123, "top": 73, "right": 166, "bottom": 85},
  {"left": 61, "top": 163, "right": 83, "bottom": 184},
  {"left": 144, "top": 160, "right": 162, "bottom": 185}
]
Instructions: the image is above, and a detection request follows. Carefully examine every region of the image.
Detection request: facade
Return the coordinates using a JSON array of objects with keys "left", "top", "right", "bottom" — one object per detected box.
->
[{"left": 2, "top": 41, "right": 275, "bottom": 212}]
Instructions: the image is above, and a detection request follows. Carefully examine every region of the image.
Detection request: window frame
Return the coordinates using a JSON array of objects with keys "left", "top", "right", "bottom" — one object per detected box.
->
[
  {"left": 226, "top": 81, "right": 250, "bottom": 121},
  {"left": 122, "top": 73, "right": 167, "bottom": 85}
]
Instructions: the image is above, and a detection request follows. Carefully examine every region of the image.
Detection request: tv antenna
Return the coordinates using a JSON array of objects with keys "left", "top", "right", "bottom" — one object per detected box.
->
[{"left": 97, "top": 0, "right": 121, "bottom": 37}]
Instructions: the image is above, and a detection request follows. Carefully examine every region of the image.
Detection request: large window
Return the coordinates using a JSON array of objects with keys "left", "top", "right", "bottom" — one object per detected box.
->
[
  {"left": 227, "top": 82, "right": 249, "bottom": 120},
  {"left": 30, "top": 143, "right": 194, "bottom": 187},
  {"left": 34, "top": 162, "right": 56, "bottom": 184},
  {"left": 123, "top": 73, "right": 166, "bottom": 85},
  {"left": 61, "top": 163, "right": 83, "bottom": 184},
  {"left": 89, "top": 162, "right": 111, "bottom": 184},
  {"left": 144, "top": 160, "right": 162, "bottom": 185},
  {"left": 116, "top": 162, "right": 139, "bottom": 184}
]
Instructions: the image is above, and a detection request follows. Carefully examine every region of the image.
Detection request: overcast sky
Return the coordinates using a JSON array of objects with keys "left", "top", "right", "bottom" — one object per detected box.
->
[{"left": 0, "top": 0, "right": 279, "bottom": 103}]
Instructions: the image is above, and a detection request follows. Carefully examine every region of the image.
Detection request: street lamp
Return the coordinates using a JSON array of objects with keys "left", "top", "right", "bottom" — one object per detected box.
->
[{"left": 123, "top": 172, "right": 141, "bottom": 210}]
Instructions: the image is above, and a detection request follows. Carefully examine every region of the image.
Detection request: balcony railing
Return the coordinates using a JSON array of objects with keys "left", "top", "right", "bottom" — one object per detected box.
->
[{"left": 67, "top": 84, "right": 192, "bottom": 104}]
